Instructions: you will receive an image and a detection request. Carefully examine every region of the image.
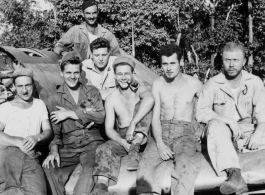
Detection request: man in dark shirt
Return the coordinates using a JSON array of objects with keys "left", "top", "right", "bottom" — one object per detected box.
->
[{"left": 42, "top": 51, "right": 105, "bottom": 195}]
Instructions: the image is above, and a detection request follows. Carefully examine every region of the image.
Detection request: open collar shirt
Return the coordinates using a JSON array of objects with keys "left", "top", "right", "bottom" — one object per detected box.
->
[{"left": 196, "top": 70, "right": 265, "bottom": 125}]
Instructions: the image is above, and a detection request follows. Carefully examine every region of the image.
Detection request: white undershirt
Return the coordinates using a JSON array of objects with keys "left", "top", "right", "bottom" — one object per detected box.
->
[{"left": 231, "top": 87, "right": 241, "bottom": 121}]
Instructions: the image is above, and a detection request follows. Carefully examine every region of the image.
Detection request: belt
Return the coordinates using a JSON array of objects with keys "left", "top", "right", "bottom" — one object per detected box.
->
[{"left": 161, "top": 120, "right": 192, "bottom": 127}]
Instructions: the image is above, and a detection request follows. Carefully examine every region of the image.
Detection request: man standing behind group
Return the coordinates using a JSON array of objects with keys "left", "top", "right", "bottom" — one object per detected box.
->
[
  {"left": 89, "top": 57, "right": 154, "bottom": 195},
  {"left": 54, "top": 0, "right": 120, "bottom": 60},
  {"left": 137, "top": 44, "right": 202, "bottom": 195},
  {"left": 0, "top": 68, "right": 53, "bottom": 195},
  {"left": 82, "top": 37, "right": 118, "bottom": 100},
  {"left": 196, "top": 42, "right": 265, "bottom": 195},
  {"left": 42, "top": 51, "right": 105, "bottom": 195}
]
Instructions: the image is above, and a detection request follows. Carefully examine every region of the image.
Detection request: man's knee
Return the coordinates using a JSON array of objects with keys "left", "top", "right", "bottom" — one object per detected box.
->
[{"left": 207, "top": 119, "right": 230, "bottom": 136}]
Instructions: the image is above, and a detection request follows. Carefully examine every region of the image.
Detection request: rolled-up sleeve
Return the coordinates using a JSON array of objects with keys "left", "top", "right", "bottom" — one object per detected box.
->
[
  {"left": 54, "top": 27, "right": 75, "bottom": 56},
  {"left": 47, "top": 96, "right": 63, "bottom": 149},
  {"left": 253, "top": 78, "right": 265, "bottom": 123},
  {"left": 75, "top": 88, "right": 105, "bottom": 125},
  {"left": 196, "top": 80, "right": 219, "bottom": 124}
]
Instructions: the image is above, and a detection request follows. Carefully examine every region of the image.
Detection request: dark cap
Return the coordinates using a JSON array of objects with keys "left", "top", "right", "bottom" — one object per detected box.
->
[
  {"left": 60, "top": 50, "right": 82, "bottom": 67},
  {"left": 113, "top": 57, "right": 135, "bottom": 70},
  {"left": 12, "top": 67, "right": 33, "bottom": 79},
  {"left": 82, "top": 0, "right": 98, "bottom": 12}
]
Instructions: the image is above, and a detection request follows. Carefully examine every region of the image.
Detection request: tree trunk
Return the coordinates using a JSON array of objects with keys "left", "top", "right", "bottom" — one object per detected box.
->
[
  {"left": 248, "top": 0, "right": 253, "bottom": 72},
  {"left": 132, "top": 21, "right": 135, "bottom": 57},
  {"left": 211, "top": 13, "right": 215, "bottom": 68}
]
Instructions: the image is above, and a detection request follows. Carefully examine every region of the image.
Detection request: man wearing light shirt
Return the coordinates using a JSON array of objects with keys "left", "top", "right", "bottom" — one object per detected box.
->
[
  {"left": 82, "top": 37, "right": 118, "bottom": 100},
  {"left": 0, "top": 68, "right": 53, "bottom": 195}
]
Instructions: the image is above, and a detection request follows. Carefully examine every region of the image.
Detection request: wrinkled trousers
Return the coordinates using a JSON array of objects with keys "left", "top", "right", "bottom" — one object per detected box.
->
[
  {"left": 92, "top": 101, "right": 152, "bottom": 184},
  {"left": 136, "top": 120, "right": 202, "bottom": 195},
  {"left": 44, "top": 140, "right": 103, "bottom": 195},
  {"left": 207, "top": 119, "right": 265, "bottom": 176},
  {"left": 0, "top": 146, "right": 46, "bottom": 195}
]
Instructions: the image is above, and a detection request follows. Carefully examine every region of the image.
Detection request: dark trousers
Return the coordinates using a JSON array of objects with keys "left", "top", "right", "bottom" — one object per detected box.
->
[
  {"left": 92, "top": 101, "right": 152, "bottom": 185},
  {"left": 0, "top": 146, "right": 46, "bottom": 195},
  {"left": 44, "top": 140, "right": 103, "bottom": 195},
  {"left": 137, "top": 120, "right": 202, "bottom": 195}
]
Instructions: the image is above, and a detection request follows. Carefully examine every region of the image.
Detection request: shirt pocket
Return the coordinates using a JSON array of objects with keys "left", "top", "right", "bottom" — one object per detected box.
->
[{"left": 213, "top": 97, "right": 227, "bottom": 115}]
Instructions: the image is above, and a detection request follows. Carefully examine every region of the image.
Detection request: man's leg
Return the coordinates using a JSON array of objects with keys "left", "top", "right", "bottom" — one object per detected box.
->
[
  {"left": 171, "top": 136, "right": 201, "bottom": 195},
  {"left": 127, "top": 101, "right": 153, "bottom": 171},
  {"left": 207, "top": 119, "right": 248, "bottom": 194},
  {"left": 44, "top": 155, "right": 80, "bottom": 195},
  {"left": 73, "top": 141, "right": 103, "bottom": 195},
  {"left": 90, "top": 140, "right": 127, "bottom": 195},
  {"left": 136, "top": 138, "right": 167, "bottom": 195},
  {"left": 18, "top": 156, "right": 47, "bottom": 195}
]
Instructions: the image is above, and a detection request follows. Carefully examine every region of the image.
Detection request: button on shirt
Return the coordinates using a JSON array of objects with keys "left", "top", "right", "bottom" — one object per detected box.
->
[
  {"left": 82, "top": 56, "right": 117, "bottom": 90},
  {"left": 196, "top": 70, "right": 265, "bottom": 124}
]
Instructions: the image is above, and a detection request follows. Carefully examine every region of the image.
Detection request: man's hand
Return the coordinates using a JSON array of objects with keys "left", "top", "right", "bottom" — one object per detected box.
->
[
  {"left": 120, "top": 139, "right": 131, "bottom": 152},
  {"left": 246, "top": 131, "right": 263, "bottom": 150},
  {"left": 126, "top": 122, "right": 136, "bottom": 142},
  {"left": 42, "top": 151, "right": 60, "bottom": 169},
  {"left": 17, "top": 139, "right": 35, "bottom": 156},
  {"left": 50, "top": 106, "right": 70, "bottom": 124},
  {"left": 228, "top": 119, "right": 243, "bottom": 140},
  {"left": 23, "top": 135, "right": 38, "bottom": 151},
  {"left": 157, "top": 142, "right": 174, "bottom": 161}
]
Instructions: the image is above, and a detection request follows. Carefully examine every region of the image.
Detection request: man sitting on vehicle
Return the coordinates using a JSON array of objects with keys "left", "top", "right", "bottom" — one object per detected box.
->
[
  {"left": 82, "top": 37, "right": 118, "bottom": 100},
  {"left": 0, "top": 67, "right": 53, "bottom": 195},
  {"left": 42, "top": 51, "right": 105, "bottom": 195},
  {"left": 89, "top": 57, "right": 154, "bottom": 195},
  {"left": 54, "top": 0, "right": 120, "bottom": 60},
  {"left": 196, "top": 42, "right": 265, "bottom": 195},
  {"left": 137, "top": 44, "right": 202, "bottom": 195}
]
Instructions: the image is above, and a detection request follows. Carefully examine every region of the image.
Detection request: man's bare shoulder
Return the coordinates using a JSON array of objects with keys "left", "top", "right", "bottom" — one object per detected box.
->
[
  {"left": 105, "top": 89, "right": 120, "bottom": 105},
  {"left": 152, "top": 76, "right": 165, "bottom": 88},
  {"left": 183, "top": 74, "right": 202, "bottom": 88}
]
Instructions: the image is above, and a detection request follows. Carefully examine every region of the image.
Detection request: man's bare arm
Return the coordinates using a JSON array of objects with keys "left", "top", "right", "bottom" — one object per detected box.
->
[
  {"left": 152, "top": 79, "right": 174, "bottom": 160},
  {"left": 105, "top": 96, "right": 130, "bottom": 151},
  {"left": 126, "top": 85, "right": 155, "bottom": 141}
]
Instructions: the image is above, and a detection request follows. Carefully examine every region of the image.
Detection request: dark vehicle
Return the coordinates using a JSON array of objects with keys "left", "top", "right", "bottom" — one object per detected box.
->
[{"left": 0, "top": 46, "right": 264, "bottom": 195}]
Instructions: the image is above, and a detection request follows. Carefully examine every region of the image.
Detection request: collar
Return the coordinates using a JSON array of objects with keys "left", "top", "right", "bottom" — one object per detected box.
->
[
  {"left": 79, "top": 22, "right": 106, "bottom": 35},
  {"left": 86, "top": 56, "right": 116, "bottom": 73},
  {"left": 215, "top": 70, "right": 254, "bottom": 84},
  {"left": 214, "top": 70, "right": 254, "bottom": 100}
]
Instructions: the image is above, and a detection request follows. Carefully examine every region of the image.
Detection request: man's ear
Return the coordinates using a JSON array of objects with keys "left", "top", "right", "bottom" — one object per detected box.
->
[{"left": 243, "top": 58, "right": 247, "bottom": 66}]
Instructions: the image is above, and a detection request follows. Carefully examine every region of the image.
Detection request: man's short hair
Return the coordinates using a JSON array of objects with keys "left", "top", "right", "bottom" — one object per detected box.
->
[
  {"left": 222, "top": 42, "right": 245, "bottom": 57},
  {"left": 90, "top": 37, "right": 110, "bottom": 53},
  {"left": 60, "top": 51, "right": 82, "bottom": 71},
  {"left": 82, "top": 0, "right": 98, "bottom": 12},
  {"left": 159, "top": 44, "right": 183, "bottom": 65}
]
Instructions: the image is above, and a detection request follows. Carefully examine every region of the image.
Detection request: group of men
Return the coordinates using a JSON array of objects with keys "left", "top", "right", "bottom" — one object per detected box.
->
[{"left": 0, "top": 1, "right": 265, "bottom": 195}]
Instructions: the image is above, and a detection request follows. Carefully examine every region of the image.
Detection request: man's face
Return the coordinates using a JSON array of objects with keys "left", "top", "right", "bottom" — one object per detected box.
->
[
  {"left": 223, "top": 49, "right": 246, "bottom": 79},
  {"left": 14, "top": 76, "right": 33, "bottom": 102},
  {"left": 161, "top": 53, "right": 180, "bottom": 80},
  {"left": 92, "top": 48, "right": 110, "bottom": 70},
  {"left": 115, "top": 65, "right": 133, "bottom": 90},
  {"left": 83, "top": 5, "right": 98, "bottom": 26},
  {"left": 60, "top": 64, "right": 81, "bottom": 89}
]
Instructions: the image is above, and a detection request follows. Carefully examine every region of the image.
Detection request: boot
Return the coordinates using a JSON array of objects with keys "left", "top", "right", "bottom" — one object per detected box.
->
[
  {"left": 127, "top": 143, "right": 140, "bottom": 171},
  {"left": 89, "top": 183, "right": 110, "bottom": 195},
  {"left": 220, "top": 168, "right": 248, "bottom": 195}
]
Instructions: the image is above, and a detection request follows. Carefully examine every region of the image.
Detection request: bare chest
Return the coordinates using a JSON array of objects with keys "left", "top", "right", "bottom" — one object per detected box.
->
[{"left": 114, "top": 96, "right": 140, "bottom": 119}]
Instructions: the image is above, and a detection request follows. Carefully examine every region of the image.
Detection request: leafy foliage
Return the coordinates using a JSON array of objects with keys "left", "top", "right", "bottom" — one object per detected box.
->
[{"left": 0, "top": 0, "right": 265, "bottom": 81}]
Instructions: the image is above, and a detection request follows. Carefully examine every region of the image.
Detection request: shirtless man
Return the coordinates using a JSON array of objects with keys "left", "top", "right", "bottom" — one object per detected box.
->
[
  {"left": 136, "top": 44, "right": 202, "bottom": 195},
  {"left": 89, "top": 57, "right": 154, "bottom": 195}
]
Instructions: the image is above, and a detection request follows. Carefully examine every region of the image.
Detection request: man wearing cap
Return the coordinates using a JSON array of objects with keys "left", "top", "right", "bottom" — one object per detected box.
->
[
  {"left": 54, "top": 0, "right": 120, "bottom": 61},
  {"left": 88, "top": 57, "right": 154, "bottom": 195},
  {"left": 0, "top": 68, "right": 53, "bottom": 195},
  {"left": 42, "top": 51, "right": 105, "bottom": 195}
]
